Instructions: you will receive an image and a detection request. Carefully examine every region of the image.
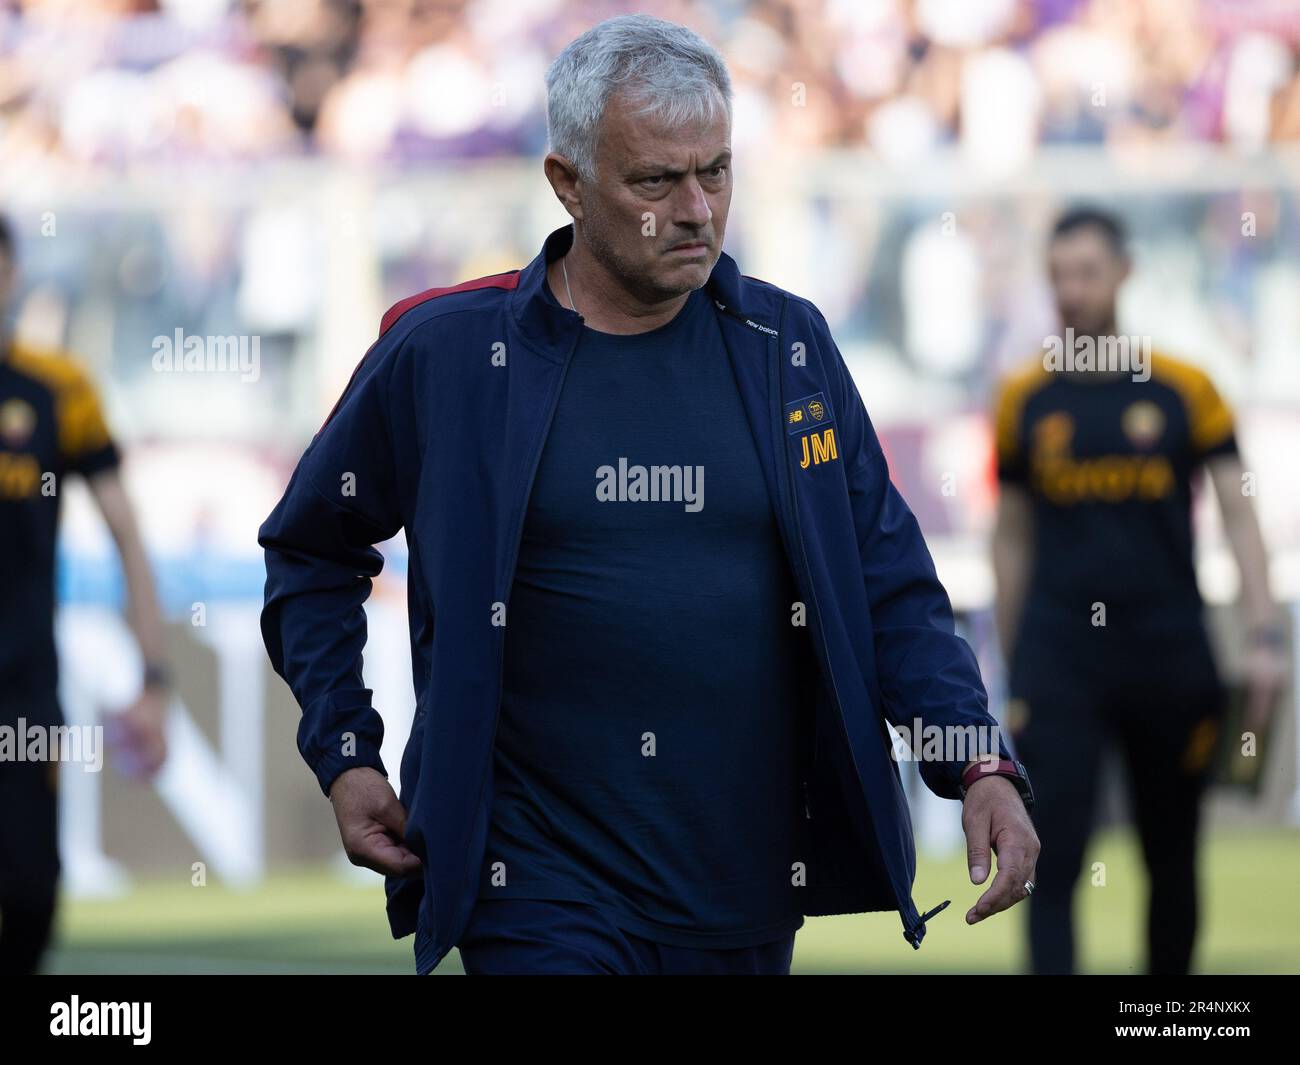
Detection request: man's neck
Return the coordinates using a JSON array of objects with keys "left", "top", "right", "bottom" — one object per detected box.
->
[
  {"left": 548, "top": 235, "right": 691, "bottom": 335},
  {"left": 1060, "top": 319, "right": 1130, "bottom": 384}
]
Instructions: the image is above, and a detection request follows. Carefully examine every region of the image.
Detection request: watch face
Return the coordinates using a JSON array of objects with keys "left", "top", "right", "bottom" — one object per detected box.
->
[{"left": 1012, "top": 761, "right": 1036, "bottom": 810}]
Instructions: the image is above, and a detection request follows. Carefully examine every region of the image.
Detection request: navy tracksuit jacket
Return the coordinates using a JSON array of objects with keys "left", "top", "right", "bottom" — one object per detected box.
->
[{"left": 258, "top": 222, "right": 1010, "bottom": 975}]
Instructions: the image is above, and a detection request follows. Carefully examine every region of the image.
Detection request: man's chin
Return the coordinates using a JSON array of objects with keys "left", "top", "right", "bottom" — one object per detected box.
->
[
  {"left": 656, "top": 256, "right": 713, "bottom": 287},
  {"left": 1061, "top": 318, "right": 1108, "bottom": 337}
]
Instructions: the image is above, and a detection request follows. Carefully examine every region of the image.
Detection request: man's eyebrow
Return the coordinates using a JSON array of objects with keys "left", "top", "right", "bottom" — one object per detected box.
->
[{"left": 628, "top": 150, "right": 732, "bottom": 177}]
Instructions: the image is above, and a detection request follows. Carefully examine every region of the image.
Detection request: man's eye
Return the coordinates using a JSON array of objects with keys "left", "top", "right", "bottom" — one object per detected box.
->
[{"left": 640, "top": 175, "right": 666, "bottom": 188}]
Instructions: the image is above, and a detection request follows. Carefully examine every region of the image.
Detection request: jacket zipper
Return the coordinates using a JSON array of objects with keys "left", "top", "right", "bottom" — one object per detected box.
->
[
  {"left": 766, "top": 297, "right": 859, "bottom": 818},
  {"left": 453, "top": 330, "right": 584, "bottom": 936},
  {"left": 766, "top": 296, "right": 936, "bottom": 947}
]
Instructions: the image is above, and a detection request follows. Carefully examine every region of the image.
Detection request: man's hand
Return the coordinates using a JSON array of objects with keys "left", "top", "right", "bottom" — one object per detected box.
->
[
  {"left": 1242, "top": 641, "right": 1288, "bottom": 736},
  {"left": 329, "top": 767, "right": 423, "bottom": 878},
  {"left": 111, "top": 688, "right": 168, "bottom": 778},
  {"left": 961, "top": 775, "right": 1039, "bottom": 925}
]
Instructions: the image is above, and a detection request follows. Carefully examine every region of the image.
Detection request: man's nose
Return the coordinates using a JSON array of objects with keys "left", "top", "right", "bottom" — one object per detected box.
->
[{"left": 671, "top": 176, "right": 713, "bottom": 230}]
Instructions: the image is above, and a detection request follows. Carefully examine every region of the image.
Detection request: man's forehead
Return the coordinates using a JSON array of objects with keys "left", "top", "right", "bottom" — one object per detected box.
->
[
  {"left": 1050, "top": 232, "right": 1118, "bottom": 263},
  {"left": 621, "top": 143, "right": 731, "bottom": 168},
  {"left": 604, "top": 119, "right": 731, "bottom": 167},
  {"left": 600, "top": 93, "right": 729, "bottom": 159}
]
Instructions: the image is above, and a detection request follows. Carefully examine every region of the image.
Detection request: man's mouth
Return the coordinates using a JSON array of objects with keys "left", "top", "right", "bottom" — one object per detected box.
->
[{"left": 667, "top": 241, "right": 709, "bottom": 255}]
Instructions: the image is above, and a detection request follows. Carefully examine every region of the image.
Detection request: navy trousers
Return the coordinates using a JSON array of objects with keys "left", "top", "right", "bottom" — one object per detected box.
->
[{"left": 456, "top": 897, "right": 797, "bottom": 975}]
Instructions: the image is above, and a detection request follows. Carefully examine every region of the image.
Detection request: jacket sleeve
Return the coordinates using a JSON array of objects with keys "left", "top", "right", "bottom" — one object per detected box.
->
[
  {"left": 821, "top": 316, "right": 1010, "bottom": 800},
  {"left": 259, "top": 329, "right": 408, "bottom": 797}
]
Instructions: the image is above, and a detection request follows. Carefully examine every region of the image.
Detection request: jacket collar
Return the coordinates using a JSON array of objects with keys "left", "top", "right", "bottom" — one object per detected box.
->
[{"left": 510, "top": 223, "right": 779, "bottom": 360}]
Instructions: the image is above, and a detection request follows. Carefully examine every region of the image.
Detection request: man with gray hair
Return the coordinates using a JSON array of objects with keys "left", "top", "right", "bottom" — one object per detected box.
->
[{"left": 261, "top": 14, "right": 1039, "bottom": 975}]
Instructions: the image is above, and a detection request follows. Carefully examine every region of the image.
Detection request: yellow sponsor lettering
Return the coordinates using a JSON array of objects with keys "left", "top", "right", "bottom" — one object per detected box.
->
[
  {"left": 0, "top": 452, "right": 41, "bottom": 498},
  {"left": 1033, "top": 454, "right": 1174, "bottom": 504}
]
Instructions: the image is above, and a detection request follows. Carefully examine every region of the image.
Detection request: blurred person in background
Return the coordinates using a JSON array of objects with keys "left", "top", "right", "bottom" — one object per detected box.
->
[
  {"left": 0, "top": 215, "right": 169, "bottom": 975},
  {"left": 991, "top": 206, "right": 1289, "bottom": 975}
]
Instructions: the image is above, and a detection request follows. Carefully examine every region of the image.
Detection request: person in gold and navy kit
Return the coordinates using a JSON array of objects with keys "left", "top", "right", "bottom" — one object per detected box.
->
[
  {"left": 0, "top": 216, "right": 169, "bottom": 973},
  {"left": 991, "top": 207, "right": 1288, "bottom": 975}
]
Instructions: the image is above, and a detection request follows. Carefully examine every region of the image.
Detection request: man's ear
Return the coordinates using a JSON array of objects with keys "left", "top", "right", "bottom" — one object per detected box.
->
[{"left": 543, "top": 153, "right": 584, "bottom": 222}]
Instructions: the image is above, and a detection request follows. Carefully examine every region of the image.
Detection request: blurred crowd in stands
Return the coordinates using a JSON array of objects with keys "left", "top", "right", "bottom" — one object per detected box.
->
[
  {"left": 3, "top": 0, "right": 1300, "bottom": 172},
  {"left": 3, "top": 0, "right": 1299, "bottom": 586}
]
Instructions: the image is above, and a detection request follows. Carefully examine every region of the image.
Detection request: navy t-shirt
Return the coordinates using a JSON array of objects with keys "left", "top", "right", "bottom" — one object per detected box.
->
[{"left": 477, "top": 280, "right": 817, "bottom": 948}]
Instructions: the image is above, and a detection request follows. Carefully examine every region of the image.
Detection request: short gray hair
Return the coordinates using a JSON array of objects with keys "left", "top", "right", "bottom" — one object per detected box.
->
[{"left": 545, "top": 15, "right": 733, "bottom": 183}]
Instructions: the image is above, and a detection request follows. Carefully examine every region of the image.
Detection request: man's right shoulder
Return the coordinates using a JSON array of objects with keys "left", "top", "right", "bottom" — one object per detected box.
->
[
  {"left": 994, "top": 354, "right": 1052, "bottom": 412},
  {"left": 376, "top": 269, "right": 523, "bottom": 342},
  {"left": 317, "top": 270, "right": 522, "bottom": 433},
  {"left": 992, "top": 355, "right": 1053, "bottom": 461}
]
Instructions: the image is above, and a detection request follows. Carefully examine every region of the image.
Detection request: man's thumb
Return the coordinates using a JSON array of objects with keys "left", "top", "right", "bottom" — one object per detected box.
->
[
  {"left": 374, "top": 791, "right": 408, "bottom": 839},
  {"left": 967, "top": 821, "right": 991, "bottom": 884}
]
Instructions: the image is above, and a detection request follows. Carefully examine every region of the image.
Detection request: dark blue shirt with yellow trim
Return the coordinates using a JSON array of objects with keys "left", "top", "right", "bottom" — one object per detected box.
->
[
  {"left": 994, "top": 352, "right": 1237, "bottom": 635},
  {"left": 0, "top": 341, "right": 120, "bottom": 706}
]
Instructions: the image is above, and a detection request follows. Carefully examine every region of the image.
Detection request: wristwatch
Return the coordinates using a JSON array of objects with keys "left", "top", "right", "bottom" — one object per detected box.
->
[
  {"left": 1247, "top": 623, "right": 1288, "bottom": 651},
  {"left": 959, "top": 757, "right": 1035, "bottom": 814},
  {"left": 143, "top": 661, "right": 173, "bottom": 691}
]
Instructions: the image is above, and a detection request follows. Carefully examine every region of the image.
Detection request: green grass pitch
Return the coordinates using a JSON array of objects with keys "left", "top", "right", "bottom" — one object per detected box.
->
[{"left": 43, "top": 828, "right": 1300, "bottom": 974}]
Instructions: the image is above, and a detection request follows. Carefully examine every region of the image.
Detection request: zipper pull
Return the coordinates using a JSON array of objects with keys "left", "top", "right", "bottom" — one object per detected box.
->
[{"left": 903, "top": 899, "right": 951, "bottom": 950}]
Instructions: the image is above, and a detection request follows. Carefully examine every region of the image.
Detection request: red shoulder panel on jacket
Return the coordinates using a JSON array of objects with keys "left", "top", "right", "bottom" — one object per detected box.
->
[
  {"left": 317, "top": 270, "right": 520, "bottom": 434},
  {"left": 378, "top": 271, "right": 520, "bottom": 337}
]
